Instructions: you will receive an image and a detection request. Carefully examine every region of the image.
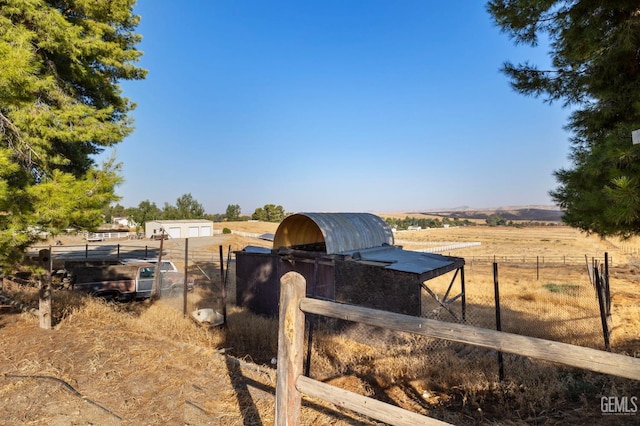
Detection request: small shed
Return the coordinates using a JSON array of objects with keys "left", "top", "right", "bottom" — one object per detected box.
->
[
  {"left": 145, "top": 219, "right": 214, "bottom": 239},
  {"left": 235, "top": 213, "right": 466, "bottom": 318}
]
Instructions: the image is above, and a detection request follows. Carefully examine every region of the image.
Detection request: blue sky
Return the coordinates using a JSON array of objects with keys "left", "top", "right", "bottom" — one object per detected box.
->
[{"left": 110, "top": 1, "right": 571, "bottom": 215}]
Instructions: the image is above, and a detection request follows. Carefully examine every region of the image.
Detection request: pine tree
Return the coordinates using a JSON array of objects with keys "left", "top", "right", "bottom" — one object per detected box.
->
[
  {"left": 0, "top": 0, "right": 146, "bottom": 265},
  {"left": 488, "top": 1, "right": 640, "bottom": 237}
]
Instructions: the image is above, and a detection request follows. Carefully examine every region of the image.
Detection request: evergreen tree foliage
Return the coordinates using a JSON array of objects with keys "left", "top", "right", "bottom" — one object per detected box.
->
[
  {"left": 175, "top": 193, "right": 205, "bottom": 219},
  {"left": 0, "top": 0, "right": 146, "bottom": 265},
  {"left": 127, "top": 200, "right": 161, "bottom": 228},
  {"left": 225, "top": 204, "right": 241, "bottom": 221},
  {"left": 384, "top": 216, "right": 474, "bottom": 230},
  {"left": 103, "top": 203, "right": 127, "bottom": 224},
  {"left": 486, "top": 215, "right": 507, "bottom": 227},
  {"left": 252, "top": 204, "right": 287, "bottom": 222},
  {"left": 488, "top": 1, "right": 640, "bottom": 237},
  {"left": 124, "top": 194, "right": 207, "bottom": 227},
  {"left": 161, "top": 202, "right": 178, "bottom": 220}
]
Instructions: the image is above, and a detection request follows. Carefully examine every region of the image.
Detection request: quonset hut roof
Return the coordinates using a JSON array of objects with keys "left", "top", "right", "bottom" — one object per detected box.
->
[
  {"left": 273, "top": 212, "right": 394, "bottom": 255},
  {"left": 271, "top": 212, "right": 463, "bottom": 279},
  {"left": 238, "top": 212, "right": 465, "bottom": 317}
]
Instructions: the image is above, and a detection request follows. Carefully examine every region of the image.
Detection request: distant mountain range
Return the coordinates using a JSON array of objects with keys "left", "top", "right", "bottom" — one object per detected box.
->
[{"left": 412, "top": 206, "right": 564, "bottom": 222}]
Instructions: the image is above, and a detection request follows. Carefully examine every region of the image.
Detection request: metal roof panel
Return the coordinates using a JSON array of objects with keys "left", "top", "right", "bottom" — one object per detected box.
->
[
  {"left": 340, "top": 245, "right": 459, "bottom": 275},
  {"left": 274, "top": 213, "right": 394, "bottom": 254}
]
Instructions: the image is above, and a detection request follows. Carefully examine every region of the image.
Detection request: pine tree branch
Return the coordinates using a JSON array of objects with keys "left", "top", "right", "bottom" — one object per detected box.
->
[{"left": 0, "top": 111, "right": 41, "bottom": 171}]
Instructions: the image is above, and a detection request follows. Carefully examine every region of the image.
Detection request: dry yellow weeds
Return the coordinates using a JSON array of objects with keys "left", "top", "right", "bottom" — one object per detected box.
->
[{"left": 3, "top": 221, "right": 639, "bottom": 425}]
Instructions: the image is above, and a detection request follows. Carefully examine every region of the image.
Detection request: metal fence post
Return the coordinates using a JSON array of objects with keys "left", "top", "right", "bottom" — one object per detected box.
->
[
  {"left": 594, "top": 267, "right": 611, "bottom": 351},
  {"left": 604, "top": 252, "right": 611, "bottom": 316},
  {"left": 219, "top": 245, "right": 227, "bottom": 323},
  {"left": 493, "top": 262, "right": 504, "bottom": 381}
]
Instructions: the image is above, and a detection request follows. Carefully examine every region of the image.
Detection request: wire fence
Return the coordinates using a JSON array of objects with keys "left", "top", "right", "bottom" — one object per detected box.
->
[
  {"left": 25, "top": 243, "right": 233, "bottom": 263},
  {"left": 151, "top": 242, "right": 234, "bottom": 323},
  {"left": 11, "top": 240, "right": 234, "bottom": 326},
  {"left": 465, "top": 254, "right": 616, "bottom": 266},
  {"left": 11, "top": 242, "right": 612, "bottom": 365},
  {"left": 306, "top": 257, "right": 608, "bottom": 387}
]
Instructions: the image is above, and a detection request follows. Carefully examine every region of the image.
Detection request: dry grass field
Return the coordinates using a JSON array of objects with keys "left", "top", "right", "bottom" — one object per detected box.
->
[
  {"left": 1, "top": 218, "right": 639, "bottom": 425},
  {"left": 393, "top": 225, "right": 640, "bottom": 354}
]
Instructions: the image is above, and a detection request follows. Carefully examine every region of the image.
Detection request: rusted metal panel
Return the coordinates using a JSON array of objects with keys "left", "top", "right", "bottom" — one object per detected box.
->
[
  {"left": 74, "top": 279, "right": 136, "bottom": 296},
  {"left": 274, "top": 213, "right": 394, "bottom": 254},
  {"left": 235, "top": 251, "right": 279, "bottom": 316},
  {"left": 235, "top": 250, "right": 335, "bottom": 316},
  {"left": 71, "top": 263, "right": 150, "bottom": 282},
  {"left": 280, "top": 255, "right": 335, "bottom": 301}
]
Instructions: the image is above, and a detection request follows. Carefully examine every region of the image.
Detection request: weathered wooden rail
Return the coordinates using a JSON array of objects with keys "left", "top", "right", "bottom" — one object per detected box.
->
[{"left": 275, "top": 271, "right": 640, "bottom": 425}]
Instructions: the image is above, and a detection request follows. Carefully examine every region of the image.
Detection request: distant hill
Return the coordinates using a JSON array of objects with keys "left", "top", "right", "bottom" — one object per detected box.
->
[{"left": 411, "top": 207, "right": 564, "bottom": 222}]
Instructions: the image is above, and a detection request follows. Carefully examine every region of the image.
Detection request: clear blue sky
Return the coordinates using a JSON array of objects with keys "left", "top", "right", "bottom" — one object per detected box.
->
[{"left": 110, "top": 0, "right": 571, "bottom": 215}]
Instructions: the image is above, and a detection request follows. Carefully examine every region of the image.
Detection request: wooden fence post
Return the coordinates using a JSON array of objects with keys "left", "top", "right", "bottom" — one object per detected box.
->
[
  {"left": 152, "top": 233, "right": 165, "bottom": 298},
  {"left": 183, "top": 238, "right": 189, "bottom": 317},
  {"left": 275, "top": 272, "right": 306, "bottom": 425},
  {"left": 38, "top": 247, "right": 52, "bottom": 330}
]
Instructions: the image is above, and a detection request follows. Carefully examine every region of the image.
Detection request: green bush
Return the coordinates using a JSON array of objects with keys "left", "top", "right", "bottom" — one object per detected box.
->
[
  {"left": 222, "top": 227, "right": 231, "bottom": 234},
  {"left": 543, "top": 283, "right": 580, "bottom": 295}
]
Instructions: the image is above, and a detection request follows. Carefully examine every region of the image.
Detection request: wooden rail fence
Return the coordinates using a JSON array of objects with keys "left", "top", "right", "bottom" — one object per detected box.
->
[{"left": 275, "top": 271, "right": 640, "bottom": 425}]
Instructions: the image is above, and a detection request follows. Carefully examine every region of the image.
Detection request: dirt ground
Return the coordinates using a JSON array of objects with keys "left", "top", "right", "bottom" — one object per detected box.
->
[
  {"left": 0, "top": 223, "right": 370, "bottom": 426},
  {"left": 0, "top": 310, "right": 250, "bottom": 425},
  {"left": 2, "top": 220, "right": 639, "bottom": 425}
]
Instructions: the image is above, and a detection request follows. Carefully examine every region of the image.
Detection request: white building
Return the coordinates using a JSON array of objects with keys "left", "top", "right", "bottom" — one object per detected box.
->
[
  {"left": 145, "top": 219, "right": 214, "bottom": 239},
  {"left": 112, "top": 216, "right": 137, "bottom": 228}
]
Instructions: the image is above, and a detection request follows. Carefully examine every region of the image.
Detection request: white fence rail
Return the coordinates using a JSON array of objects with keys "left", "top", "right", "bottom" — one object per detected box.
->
[
  {"left": 212, "top": 229, "right": 265, "bottom": 238},
  {"left": 82, "top": 231, "right": 137, "bottom": 241},
  {"left": 394, "top": 241, "right": 482, "bottom": 253}
]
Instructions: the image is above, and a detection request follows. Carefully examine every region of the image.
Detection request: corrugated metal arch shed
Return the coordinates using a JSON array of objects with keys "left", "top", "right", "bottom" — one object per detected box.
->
[{"left": 274, "top": 212, "right": 394, "bottom": 255}]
